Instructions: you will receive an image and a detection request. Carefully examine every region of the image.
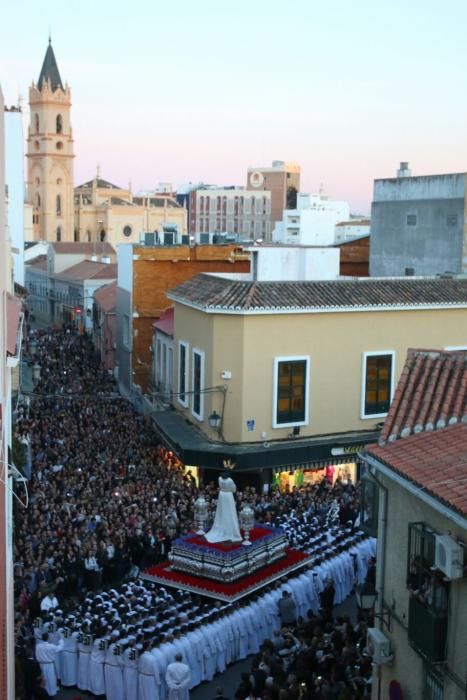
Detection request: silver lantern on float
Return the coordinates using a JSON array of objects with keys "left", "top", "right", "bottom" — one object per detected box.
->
[{"left": 240, "top": 503, "right": 254, "bottom": 546}]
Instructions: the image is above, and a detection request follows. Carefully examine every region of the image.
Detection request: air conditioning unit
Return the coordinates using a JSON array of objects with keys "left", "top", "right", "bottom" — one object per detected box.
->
[
  {"left": 367, "top": 628, "right": 392, "bottom": 664},
  {"left": 142, "top": 231, "right": 156, "bottom": 246},
  {"left": 435, "top": 535, "right": 464, "bottom": 579}
]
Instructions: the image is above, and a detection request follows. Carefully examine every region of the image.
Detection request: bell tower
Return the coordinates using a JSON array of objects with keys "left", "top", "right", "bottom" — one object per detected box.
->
[{"left": 27, "top": 40, "right": 75, "bottom": 241}]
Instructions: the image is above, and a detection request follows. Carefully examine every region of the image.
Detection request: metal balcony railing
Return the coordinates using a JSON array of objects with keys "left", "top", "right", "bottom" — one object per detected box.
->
[{"left": 408, "top": 594, "right": 448, "bottom": 663}]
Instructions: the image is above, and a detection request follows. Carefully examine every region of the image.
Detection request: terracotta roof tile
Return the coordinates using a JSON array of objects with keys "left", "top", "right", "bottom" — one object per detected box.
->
[
  {"left": 154, "top": 307, "right": 174, "bottom": 337},
  {"left": 93, "top": 281, "right": 117, "bottom": 312},
  {"left": 54, "top": 261, "right": 117, "bottom": 281},
  {"left": 50, "top": 242, "right": 116, "bottom": 255},
  {"left": 380, "top": 349, "right": 467, "bottom": 444},
  {"left": 367, "top": 423, "right": 467, "bottom": 516},
  {"left": 168, "top": 274, "right": 467, "bottom": 313}
]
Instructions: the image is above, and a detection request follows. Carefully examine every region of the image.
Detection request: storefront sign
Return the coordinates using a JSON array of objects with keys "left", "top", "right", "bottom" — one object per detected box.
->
[{"left": 331, "top": 444, "right": 366, "bottom": 456}]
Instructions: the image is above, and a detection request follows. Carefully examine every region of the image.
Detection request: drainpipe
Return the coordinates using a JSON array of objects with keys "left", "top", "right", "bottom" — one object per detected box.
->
[
  {"left": 360, "top": 459, "right": 388, "bottom": 700},
  {"left": 375, "top": 473, "right": 388, "bottom": 700}
]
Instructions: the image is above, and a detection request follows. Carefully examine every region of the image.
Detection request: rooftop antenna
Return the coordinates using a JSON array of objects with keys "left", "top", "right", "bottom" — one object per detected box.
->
[{"left": 48, "top": 26, "right": 52, "bottom": 45}]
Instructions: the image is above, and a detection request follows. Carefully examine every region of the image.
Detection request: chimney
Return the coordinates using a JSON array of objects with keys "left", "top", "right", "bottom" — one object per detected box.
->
[{"left": 397, "top": 162, "right": 411, "bottom": 178}]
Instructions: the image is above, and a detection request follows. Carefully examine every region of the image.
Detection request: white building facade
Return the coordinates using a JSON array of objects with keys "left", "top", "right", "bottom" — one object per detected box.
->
[
  {"left": 273, "top": 192, "right": 350, "bottom": 246},
  {"left": 334, "top": 219, "right": 371, "bottom": 243},
  {"left": 1, "top": 86, "right": 20, "bottom": 700},
  {"left": 4, "top": 107, "right": 25, "bottom": 286},
  {"left": 246, "top": 245, "right": 340, "bottom": 281}
]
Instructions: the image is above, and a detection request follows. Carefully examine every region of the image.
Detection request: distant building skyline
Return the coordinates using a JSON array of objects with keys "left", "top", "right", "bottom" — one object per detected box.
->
[{"left": 3, "top": 1, "right": 467, "bottom": 213}]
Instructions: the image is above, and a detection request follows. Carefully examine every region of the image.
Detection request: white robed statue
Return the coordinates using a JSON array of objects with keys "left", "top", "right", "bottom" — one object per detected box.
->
[{"left": 205, "top": 462, "right": 242, "bottom": 543}]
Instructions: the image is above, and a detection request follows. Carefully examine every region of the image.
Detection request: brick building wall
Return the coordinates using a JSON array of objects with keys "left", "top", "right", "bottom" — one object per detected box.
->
[{"left": 130, "top": 245, "right": 250, "bottom": 391}]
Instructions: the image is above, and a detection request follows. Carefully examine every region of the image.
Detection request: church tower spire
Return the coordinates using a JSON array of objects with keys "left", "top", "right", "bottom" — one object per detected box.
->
[{"left": 27, "top": 40, "right": 75, "bottom": 242}]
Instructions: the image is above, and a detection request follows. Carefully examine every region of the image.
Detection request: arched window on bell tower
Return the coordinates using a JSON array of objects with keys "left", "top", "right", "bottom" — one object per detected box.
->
[
  {"left": 35, "top": 113, "right": 39, "bottom": 133},
  {"left": 56, "top": 195, "right": 62, "bottom": 216},
  {"left": 56, "top": 226, "right": 62, "bottom": 242},
  {"left": 36, "top": 193, "right": 41, "bottom": 208},
  {"left": 56, "top": 114, "right": 62, "bottom": 134},
  {"left": 100, "top": 229, "right": 106, "bottom": 242}
]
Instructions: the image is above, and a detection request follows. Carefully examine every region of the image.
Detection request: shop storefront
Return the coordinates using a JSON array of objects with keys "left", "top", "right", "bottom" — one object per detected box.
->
[
  {"left": 272, "top": 456, "right": 360, "bottom": 492},
  {"left": 155, "top": 446, "right": 200, "bottom": 486},
  {"left": 150, "top": 409, "right": 377, "bottom": 489}
]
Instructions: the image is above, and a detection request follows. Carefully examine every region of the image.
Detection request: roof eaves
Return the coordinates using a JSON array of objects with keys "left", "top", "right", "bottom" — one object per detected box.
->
[{"left": 364, "top": 451, "right": 467, "bottom": 523}]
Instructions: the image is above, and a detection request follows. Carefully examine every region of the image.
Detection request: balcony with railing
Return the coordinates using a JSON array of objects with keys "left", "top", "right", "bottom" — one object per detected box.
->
[{"left": 408, "top": 594, "right": 448, "bottom": 663}]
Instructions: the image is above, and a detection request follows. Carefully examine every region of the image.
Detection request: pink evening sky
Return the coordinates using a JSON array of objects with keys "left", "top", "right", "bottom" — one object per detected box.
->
[{"left": 2, "top": 0, "right": 467, "bottom": 212}]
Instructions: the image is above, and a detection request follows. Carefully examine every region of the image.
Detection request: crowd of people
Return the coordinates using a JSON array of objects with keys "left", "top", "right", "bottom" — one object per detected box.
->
[
  {"left": 234, "top": 608, "right": 373, "bottom": 700},
  {"left": 12, "top": 327, "right": 376, "bottom": 699}
]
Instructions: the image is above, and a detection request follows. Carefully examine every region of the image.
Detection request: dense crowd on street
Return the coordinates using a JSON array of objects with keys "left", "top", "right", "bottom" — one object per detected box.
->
[
  {"left": 233, "top": 608, "right": 373, "bottom": 700},
  {"left": 12, "top": 328, "right": 376, "bottom": 699}
]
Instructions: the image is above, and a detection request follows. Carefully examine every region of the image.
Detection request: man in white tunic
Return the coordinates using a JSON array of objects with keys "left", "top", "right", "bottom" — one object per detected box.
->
[
  {"left": 205, "top": 468, "right": 242, "bottom": 543},
  {"left": 89, "top": 632, "right": 107, "bottom": 696},
  {"left": 123, "top": 637, "right": 139, "bottom": 700},
  {"left": 104, "top": 634, "right": 124, "bottom": 700},
  {"left": 77, "top": 623, "right": 92, "bottom": 692},
  {"left": 60, "top": 621, "right": 79, "bottom": 687},
  {"left": 138, "top": 639, "right": 161, "bottom": 700},
  {"left": 35, "top": 633, "right": 64, "bottom": 697},
  {"left": 165, "top": 653, "right": 191, "bottom": 700}
]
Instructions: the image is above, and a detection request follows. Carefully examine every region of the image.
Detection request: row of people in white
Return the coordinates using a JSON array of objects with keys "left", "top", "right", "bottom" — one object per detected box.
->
[{"left": 33, "top": 535, "right": 375, "bottom": 698}]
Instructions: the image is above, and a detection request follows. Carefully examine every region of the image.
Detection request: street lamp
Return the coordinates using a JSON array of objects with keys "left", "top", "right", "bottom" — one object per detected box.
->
[
  {"left": 355, "top": 581, "right": 377, "bottom": 611},
  {"left": 208, "top": 410, "right": 222, "bottom": 431}
]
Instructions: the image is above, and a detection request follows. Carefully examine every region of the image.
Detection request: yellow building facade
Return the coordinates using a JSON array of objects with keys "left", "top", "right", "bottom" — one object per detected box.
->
[
  {"left": 74, "top": 175, "right": 187, "bottom": 247},
  {"left": 149, "top": 274, "right": 467, "bottom": 476}
]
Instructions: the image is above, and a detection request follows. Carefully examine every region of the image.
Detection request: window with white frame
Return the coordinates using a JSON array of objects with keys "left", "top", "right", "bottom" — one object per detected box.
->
[
  {"left": 273, "top": 356, "right": 310, "bottom": 428},
  {"left": 178, "top": 341, "right": 189, "bottom": 407},
  {"left": 361, "top": 351, "right": 395, "bottom": 418},
  {"left": 191, "top": 348, "right": 205, "bottom": 420}
]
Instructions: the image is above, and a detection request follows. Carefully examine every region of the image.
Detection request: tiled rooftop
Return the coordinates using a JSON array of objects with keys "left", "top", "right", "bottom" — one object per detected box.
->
[
  {"left": 367, "top": 423, "right": 467, "bottom": 517},
  {"left": 93, "top": 281, "right": 117, "bottom": 312},
  {"left": 154, "top": 307, "right": 174, "bottom": 336},
  {"left": 26, "top": 255, "right": 47, "bottom": 270},
  {"left": 50, "top": 242, "right": 116, "bottom": 255},
  {"left": 168, "top": 274, "right": 467, "bottom": 313},
  {"left": 54, "top": 261, "right": 117, "bottom": 281},
  {"left": 379, "top": 349, "right": 467, "bottom": 445}
]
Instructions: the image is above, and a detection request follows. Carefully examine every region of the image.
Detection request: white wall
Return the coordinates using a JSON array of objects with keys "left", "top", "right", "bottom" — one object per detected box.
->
[
  {"left": 334, "top": 223, "right": 370, "bottom": 242},
  {"left": 273, "top": 193, "right": 350, "bottom": 246},
  {"left": 0, "top": 87, "right": 16, "bottom": 700},
  {"left": 4, "top": 110, "right": 25, "bottom": 286},
  {"left": 117, "top": 244, "right": 134, "bottom": 293},
  {"left": 24, "top": 242, "right": 48, "bottom": 263},
  {"left": 246, "top": 245, "right": 340, "bottom": 280}
]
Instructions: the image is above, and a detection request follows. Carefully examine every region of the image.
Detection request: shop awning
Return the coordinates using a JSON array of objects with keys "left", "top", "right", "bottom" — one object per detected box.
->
[{"left": 151, "top": 409, "right": 379, "bottom": 472}]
